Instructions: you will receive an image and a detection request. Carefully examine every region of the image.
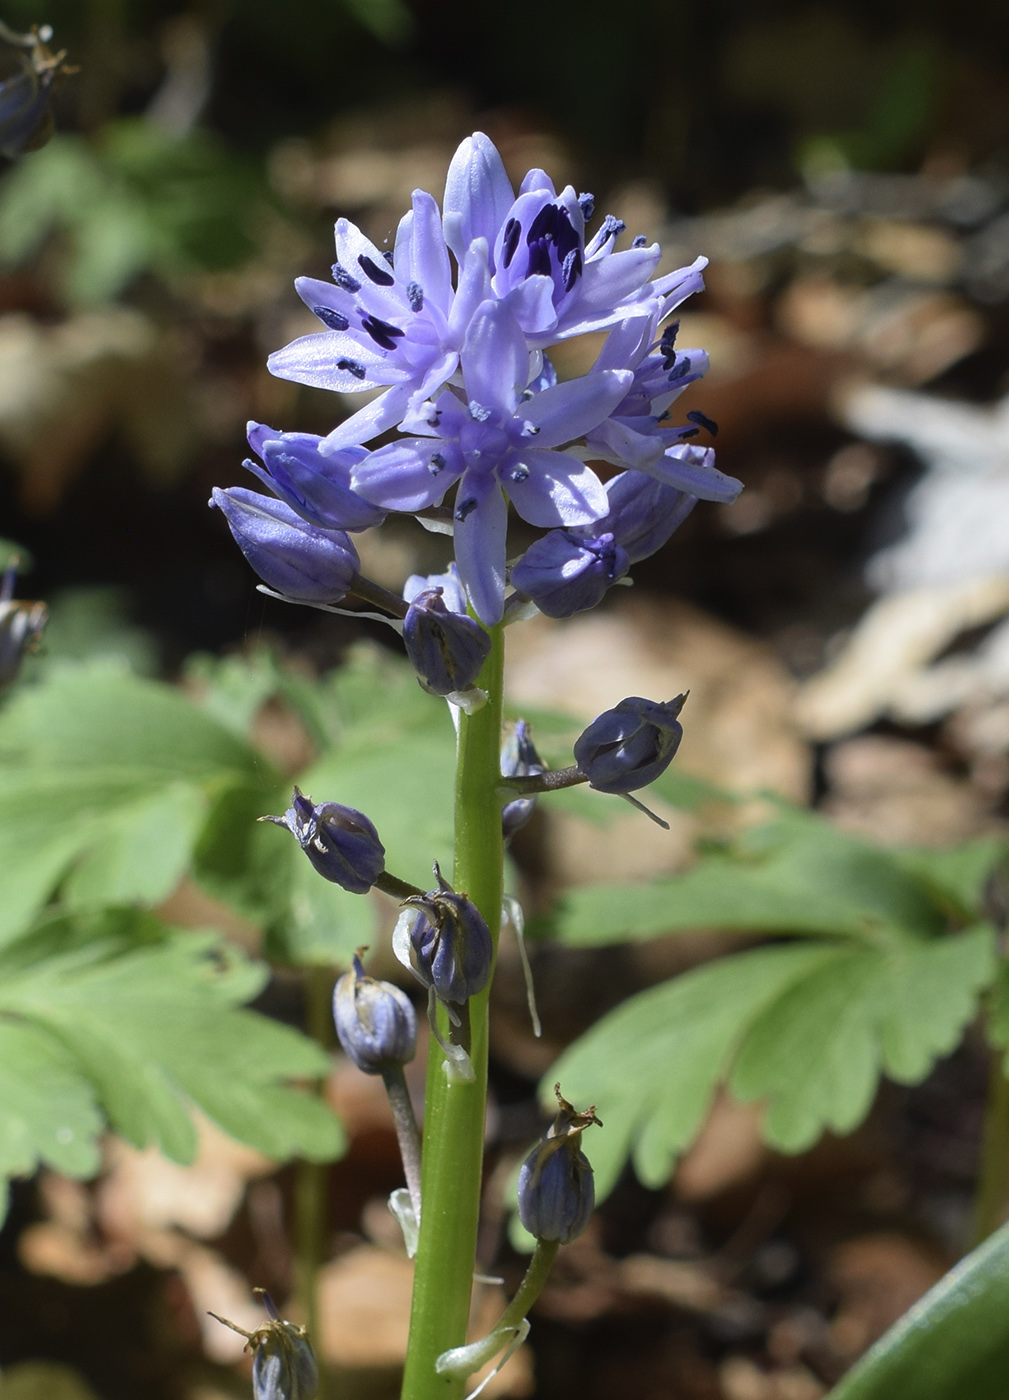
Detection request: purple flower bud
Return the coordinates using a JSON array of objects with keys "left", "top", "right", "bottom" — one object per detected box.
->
[
  {"left": 210, "top": 487, "right": 359, "bottom": 605},
  {"left": 601, "top": 471, "right": 697, "bottom": 565},
  {"left": 501, "top": 720, "right": 545, "bottom": 839},
  {"left": 333, "top": 953, "right": 417, "bottom": 1074},
  {"left": 402, "top": 588, "right": 491, "bottom": 695},
  {"left": 210, "top": 1291, "right": 317, "bottom": 1400},
  {"left": 510, "top": 529, "right": 630, "bottom": 619},
  {"left": 244, "top": 423, "right": 387, "bottom": 533},
  {"left": 250, "top": 1294, "right": 318, "bottom": 1400},
  {"left": 573, "top": 694, "right": 686, "bottom": 794},
  {"left": 261, "top": 788, "right": 385, "bottom": 893},
  {"left": 398, "top": 865, "right": 493, "bottom": 1007},
  {"left": 517, "top": 1087, "right": 601, "bottom": 1244}
]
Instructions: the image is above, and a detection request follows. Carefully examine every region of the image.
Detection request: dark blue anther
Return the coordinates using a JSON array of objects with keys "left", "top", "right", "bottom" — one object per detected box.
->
[
  {"left": 686, "top": 410, "right": 718, "bottom": 437},
  {"left": 667, "top": 355, "right": 692, "bottom": 382},
  {"left": 632, "top": 234, "right": 648, "bottom": 248},
  {"left": 679, "top": 427, "right": 699, "bottom": 439},
  {"left": 337, "top": 358, "right": 367, "bottom": 381},
  {"left": 360, "top": 314, "right": 405, "bottom": 351},
  {"left": 407, "top": 281, "right": 424, "bottom": 312},
  {"left": 358, "top": 254, "right": 396, "bottom": 287},
  {"left": 428, "top": 453, "right": 446, "bottom": 474},
  {"left": 578, "top": 193, "right": 595, "bottom": 220},
  {"left": 502, "top": 217, "right": 521, "bottom": 269},
  {"left": 468, "top": 401, "right": 492, "bottom": 422},
  {"left": 332, "top": 262, "right": 361, "bottom": 293},
  {"left": 660, "top": 321, "right": 680, "bottom": 369},
  {"left": 313, "top": 305, "right": 349, "bottom": 332},
  {"left": 455, "top": 497, "right": 478, "bottom": 522},
  {"left": 510, "top": 466, "right": 530, "bottom": 482},
  {"left": 561, "top": 247, "right": 582, "bottom": 291},
  {"left": 382, "top": 248, "right": 395, "bottom": 267}
]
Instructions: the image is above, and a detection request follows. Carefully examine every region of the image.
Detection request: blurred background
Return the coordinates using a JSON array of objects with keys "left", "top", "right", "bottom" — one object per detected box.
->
[{"left": 1, "top": 1, "right": 1009, "bottom": 1398}]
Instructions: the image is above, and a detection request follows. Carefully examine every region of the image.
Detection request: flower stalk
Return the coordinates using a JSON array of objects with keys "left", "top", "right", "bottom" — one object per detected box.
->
[{"left": 400, "top": 626, "right": 505, "bottom": 1400}]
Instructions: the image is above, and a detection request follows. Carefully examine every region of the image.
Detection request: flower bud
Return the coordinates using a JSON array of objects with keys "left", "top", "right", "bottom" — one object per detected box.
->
[
  {"left": 210, "top": 1291, "right": 317, "bottom": 1400},
  {"left": 395, "top": 865, "right": 493, "bottom": 1007},
  {"left": 210, "top": 487, "right": 359, "bottom": 605},
  {"left": 402, "top": 588, "right": 491, "bottom": 695},
  {"left": 517, "top": 1086, "right": 601, "bottom": 1244},
  {"left": 510, "top": 529, "right": 629, "bottom": 619},
  {"left": 500, "top": 720, "right": 545, "bottom": 839},
  {"left": 244, "top": 422, "right": 386, "bottom": 533},
  {"left": 573, "top": 694, "right": 686, "bottom": 794},
  {"left": 333, "top": 952, "right": 417, "bottom": 1074},
  {"left": 261, "top": 788, "right": 385, "bottom": 893}
]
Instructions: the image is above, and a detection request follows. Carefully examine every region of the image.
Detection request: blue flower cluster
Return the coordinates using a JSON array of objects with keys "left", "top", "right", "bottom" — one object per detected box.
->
[{"left": 213, "top": 132, "right": 741, "bottom": 631}]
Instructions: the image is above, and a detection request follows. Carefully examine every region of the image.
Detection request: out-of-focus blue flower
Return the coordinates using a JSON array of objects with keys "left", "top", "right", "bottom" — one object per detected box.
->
[
  {"left": 403, "top": 587, "right": 491, "bottom": 695},
  {"left": 333, "top": 952, "right": 417, "bottom": 1074},
  {"left": 210, "top": 487, "right": 359, "bottom": 604},
  {"left": 584, "top": 313, "right": 743, "bottom": 503},
  {"left": 350, "top": 298, "right": 631, "bottom": 624},
  {"left": 244, "top": 422, "right": 386, "bottom": 532},
  {"left": 395, "top": 865, "right": 493, "bottom": 1008},
  {"left": 501, "top": 719, "right": 546, "bottom": 838},
  {"left": 517, "top": 1088, "right": 600, "bottom": 1245},
  {"left": 573, "top": 694, "right": 686, "bottom": 794},
  {"left": 261, "top": 788, "right": 385, "bottom": 893},
  {"left": 0, "top": 27, "right": 72, "bottom": 159}
]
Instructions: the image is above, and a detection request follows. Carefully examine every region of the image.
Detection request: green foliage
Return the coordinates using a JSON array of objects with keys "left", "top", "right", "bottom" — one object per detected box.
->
[
  {"left": 0, "top": 121, "right": 264, "bottom": 303},
  {"left": 547, "top": 808, "right": 1005, "bottom": 1199},
  {"left": 0, "top": 659, "right": 280, "bottom": 944},
  {"left": 826, "top": 1219, "right": 1009, "bottom": 1399},
  {"left": 0, "top": 908, "right": 343, "bottom": 1205}
]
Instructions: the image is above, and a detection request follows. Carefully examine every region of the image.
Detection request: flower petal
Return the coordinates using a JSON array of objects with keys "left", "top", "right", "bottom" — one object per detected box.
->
[
  {"left": 352, "top": 439, "right": 462, "bottom": 511},
  {"left": 577, "top": 246, "right": 662, "bottom": 314},
  {"left": 396, "top": 190, "right": 453, "bottom": 314},
  {"left": 443, "top": 133, "right": 514, "bottom": 264},
  {"left": 453, "top": 472, "right": 508, "bottom": 625},
  {"left": 645, "top": 444, "right": 743, "bottom": 503},
  {"left": 505, "top": 450, "right": 608, "bottom": 527},
  {"left": 461, "top": 300, "right": 530, "bottom": 417},
  {"left": 321, "top": 382, "right": 415, "bottom": 453},
  {"left": 268, "top": 333, "right": 406, "bottom": 393},
  {"left": 523, "top": 368, "right": 633, "bottom": 448},
  {"left": 447, "top": 238, "right": 491, "bottom": 344}
]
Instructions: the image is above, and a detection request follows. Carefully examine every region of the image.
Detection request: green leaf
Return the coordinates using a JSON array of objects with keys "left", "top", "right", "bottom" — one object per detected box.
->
[
  {"left": 826, "top": 1219, "right": 1009, "bottom": 1400},
  {"left": 890, "top": 836, "right": 1008, "bottom": 919},
  {"left": 547, "top": 943, "right": 837, "bottom": 1199},
  {"left": 553, "top": 808, "right": 949, "bottom": 946},
  {"left": 0, "top": 918, "right": 344, "bottom": 1186},
  {"left": 547, "top": 928, "right": 995, "bottom": 1196},
  {"left": 0, "top": 662, "right": 278, "bottom": 941}
]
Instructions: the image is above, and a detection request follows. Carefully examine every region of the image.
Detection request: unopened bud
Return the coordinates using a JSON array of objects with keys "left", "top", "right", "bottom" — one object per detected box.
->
[
  {"left": 261, "top": 788, "right": 385, "bottom": 893},
  {"left": 394, "top": 863, "right": 493, "bottom": 1007},
  {"left": 210, "top": 1289, "right": 318, "bottom": 1400},
  {"left": 517, "top": 1086, "right": 601, "bottom": 1244},
  {"left": 402, "top": 587, "right": 490, "bottom": 695},
  {"left": 211, "top": 487, "right": 359, "bottom": 605},
  {"left": 573, "top": 694, "right": 685, "bottom": 794},
  {"left": 333, "top": 952, "right": 417, "bottom": 1074}
]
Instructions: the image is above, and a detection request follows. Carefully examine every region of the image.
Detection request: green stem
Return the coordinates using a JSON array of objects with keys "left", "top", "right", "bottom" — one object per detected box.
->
[
  {"left": 972, "top": 1047, "right": 1009, "bottom": 1248},
  {"left": 400, "top": 626, "right": 505, "bottom": 1400},
  {"left": 434, "top": 1239, "right": 559, "bottom": 1382}
]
